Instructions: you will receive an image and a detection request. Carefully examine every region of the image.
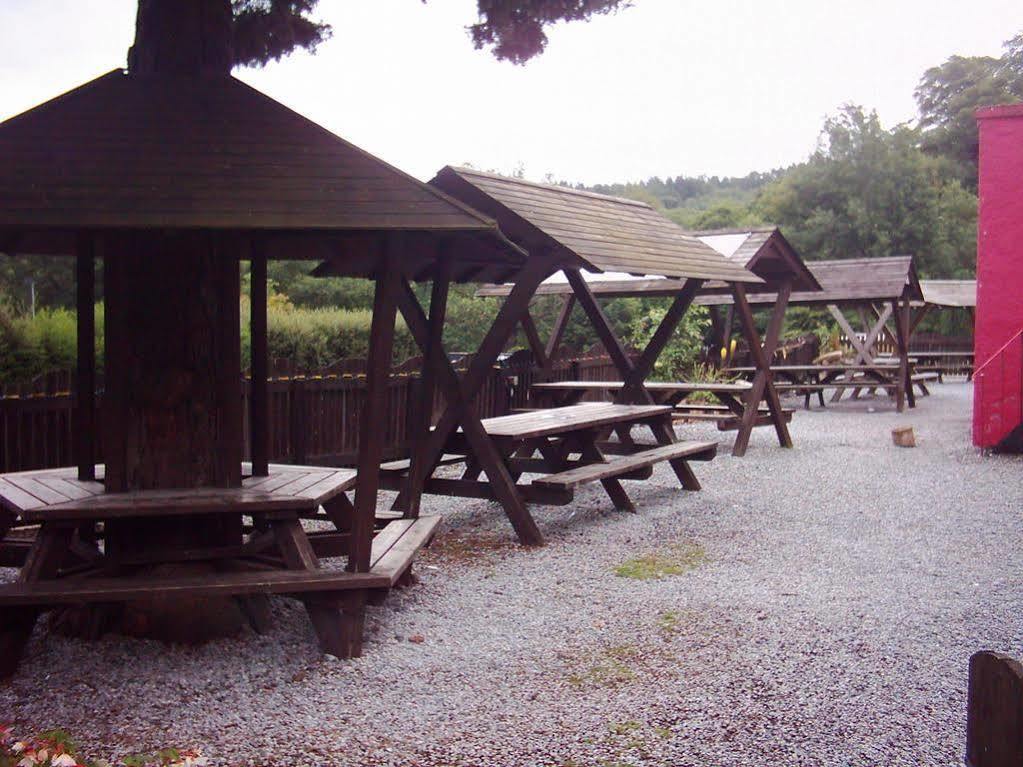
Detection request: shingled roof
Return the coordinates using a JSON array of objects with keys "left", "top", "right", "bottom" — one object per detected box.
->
[
  {"left": 430, "top": 167, "right": 760, "bottom": 283},
  {"left": 693, "top": 256, "right": 923, "bottom": 307},
  {"left": 0, "top": 70, "right": 524, "bottom": 280},
  {"left": 693, "top": 227, "right": 820, "bottom": 293}
]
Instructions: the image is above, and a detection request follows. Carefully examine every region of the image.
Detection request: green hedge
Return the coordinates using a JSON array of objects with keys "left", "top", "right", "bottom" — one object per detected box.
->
[{"left": 0, "top": 301, "right": 421, "bottom": 385}]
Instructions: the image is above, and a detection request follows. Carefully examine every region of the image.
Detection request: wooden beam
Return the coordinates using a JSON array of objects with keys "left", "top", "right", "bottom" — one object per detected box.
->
[
  {"left": 634, "top": 279, "right": 704, "bottom": 382},
  {"left": 566, "top": 269, "right": 700, "bottom": 490},
  {"left": 349, "top": 238, "right": 401, "bottom": 573},
  {"left": 520, "top": 310, "right": 549, "bottom": 370},
  {"left": 400, "top": 251, "right": 451, "bottom": 518},
  {"left": 731, "top": 281, "right": 792, "bottom": 456},
  {"left": 75, "top": 233, "right": 96, "bottom": 482},
  {"left": 395, "top": 279, "right": 544, "bottom": 545},
  {"left": 545, "top": 294, "right": 576, "bottom": 362},
  {"left": 249, "top": 241, "right": 269, "bottom": 477}
]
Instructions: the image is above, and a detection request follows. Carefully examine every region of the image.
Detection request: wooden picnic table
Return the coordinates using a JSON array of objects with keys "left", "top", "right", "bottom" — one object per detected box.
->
[
  {"left": 380, "top": 402, "right": 716, "bottom": 542},
  {"left": 0, "top": 462, "right": 439, "bottom": 677},
  {"left": 531, "top": 380, "right": 793, "bottom": 453},
  {"left": 728, "top": 364, "right": 928, "bottom": 409}
]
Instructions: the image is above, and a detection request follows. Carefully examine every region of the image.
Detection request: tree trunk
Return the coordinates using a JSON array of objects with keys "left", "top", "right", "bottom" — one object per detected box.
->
[{"left": 128, "top": 0, "right": 232, "bottom": 76}]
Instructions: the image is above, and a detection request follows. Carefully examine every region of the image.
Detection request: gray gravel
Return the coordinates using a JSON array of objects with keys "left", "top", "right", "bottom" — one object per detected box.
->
[{"left": 3, "top": 381, "right": 1022, "bottom": 766}]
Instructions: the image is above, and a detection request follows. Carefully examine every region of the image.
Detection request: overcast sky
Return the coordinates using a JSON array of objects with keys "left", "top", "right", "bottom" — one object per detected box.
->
[{"left": 1, "top": 0, "right": 1020, "bottom": 185}]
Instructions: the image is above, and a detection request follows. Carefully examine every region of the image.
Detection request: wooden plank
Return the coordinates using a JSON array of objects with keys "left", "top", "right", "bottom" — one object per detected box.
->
[
  {"left": 0, "top": 568, "right": 390, "bottom": 606},
  {"left": 372, "top": 516, "right": 441, "bottom": 583},
  {"left": 19, "top": 488, "right": 315, "bottom": 523},
  {"left": 250, "top": 240, "right": 269, "bottom": 476},
  {"left": 75, "top": 234, "right": 96, "bottom": 481},
  {"left": 967, "top": 650, "right": 1023, "bottom": 767},
  {"left": 544, "top": 294, "right": 576, "bottom": 362},
  {"left": 533, "top": 441, "right": 717, "bottom": 491},
  {"left": 369, "top": 518, "right": 416, "bottom": 568},
  {"left": 350, "top": 241, "right": 401, "bottom": 572},
  {"left": 479, "top": 403, "right": 670, "bottom": 440}
]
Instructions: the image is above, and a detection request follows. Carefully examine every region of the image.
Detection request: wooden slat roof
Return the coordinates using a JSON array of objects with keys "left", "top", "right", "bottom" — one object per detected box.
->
[
  {"left": 430, "top": 166, "right": 760, "bottom": 283},
  {"left": 0, "top": 70, "right": 525, "bottom": 281},
  {"left": 692, "top": 256, "right": 923, "bottom": 307},
  {"left": 693, "top": 227, "right": 820, "bottom": 293},
  {"left": 920, "top": 279, "right": 976, "bottom": 308}
]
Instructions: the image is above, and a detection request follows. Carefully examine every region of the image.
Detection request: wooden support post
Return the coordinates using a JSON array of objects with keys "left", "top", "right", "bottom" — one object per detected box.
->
[
  {"left": 349, "top": 240, "right": 400, "bottom": 573},
  {"left": 75, "top": 234, "right": 96, "bottom": 482},
  {"left": 731, "top": 281, "right": 792, "bottom": 456},
  {"left": 249, "top": 242, "right": 269, "bottom": 477},
  {"left": 399, "top": 252, "right": 451, "bottom": 518},
  {"left": 966, "top": 650, "right": 1023, "bottom": 766},
  {"left": 566, "top": 269, "right": 700, "bottom": 489},
  {"left": 392, "top": 258, "right": 554, "bottom": 542},
  {"left": 545, "top": 294, "right": 576, "bottom": 362},
  {"left": 894, "top": 297, "right": 915, "bottom": 410},
  {"left": 634, "top": 279, "right": 703, "bottom": 382},
  {"left": 396, "top": 279, "right": 545, "bottom": 545},
  {"left": 520, "top": 310, "right": 550, "bottom": 371}
]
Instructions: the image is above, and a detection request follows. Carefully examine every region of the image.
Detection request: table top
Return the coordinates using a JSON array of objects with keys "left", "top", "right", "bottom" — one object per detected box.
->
[
  {"left": 907, "top": 351, "right": 974, "bottom": 358},
  {"left": 0, "top": 463, "right": 357, "bottom": 523},
  {"left": 729, "top": 364, "right": 905, "bottom": 373},
  {"left": 479, "top": 403, "right": 672, "bottom": 440},
  {"left": 532, "top": 380, "right": 752, "bottom": 394}
]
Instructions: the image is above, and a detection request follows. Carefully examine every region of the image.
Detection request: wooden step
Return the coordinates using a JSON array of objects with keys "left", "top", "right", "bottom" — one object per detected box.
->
[{"left": 532, "top": 441, "right": 717, "bottom": 492}]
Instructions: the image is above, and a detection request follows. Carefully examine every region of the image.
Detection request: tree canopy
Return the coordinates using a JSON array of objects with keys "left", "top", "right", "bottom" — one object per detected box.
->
[
  {"left": 227, "top": 0, "right": 631, "bottom": 68},
  {"left": 914, "top": 36, "right": 1023, "bottom": 187}
]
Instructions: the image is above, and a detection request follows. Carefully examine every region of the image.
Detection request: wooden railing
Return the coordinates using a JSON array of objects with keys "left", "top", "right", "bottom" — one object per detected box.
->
[{"left": 0, "top": 352, "right": 619, "bottom": 473}]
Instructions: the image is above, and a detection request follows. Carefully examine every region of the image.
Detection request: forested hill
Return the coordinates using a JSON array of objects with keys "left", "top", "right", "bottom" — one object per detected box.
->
[{"left": 571, "top": 31, "right": 1023, "bottom": 280}]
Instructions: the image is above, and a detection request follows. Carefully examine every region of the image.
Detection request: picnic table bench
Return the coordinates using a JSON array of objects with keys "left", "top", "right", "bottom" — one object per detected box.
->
[
  {"left": 531, "top": 380, "right": 794, "bottom": 447},
  {"left": 380, "top": 403, "right": 716, "bottom": 540},
  {"left": 728, "top": 364, "right": 926, "bottom": 409},
  {"left": 0, "top": 462, "right": 440, "bottom": 677}
]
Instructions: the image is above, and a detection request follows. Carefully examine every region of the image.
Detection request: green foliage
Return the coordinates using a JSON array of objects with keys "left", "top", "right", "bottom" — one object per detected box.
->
[
  {"left": 258, "top": 305, "right": 417, "bottom": 369},
  {"left": 755, "top": 105, "right": 976, "bottom": 277},
  {"left": 467, "top": 0, "right": 629, "bottom": 64},
  {"left": 915, "top": 34, "right": 1023, "bottom": 188},
  {"left": 622, "top": 303, "right": 709, "bottom": 381}
]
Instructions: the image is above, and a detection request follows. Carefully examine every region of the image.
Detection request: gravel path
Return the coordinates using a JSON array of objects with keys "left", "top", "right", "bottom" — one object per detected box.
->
[{"left": 3, "top": 381, "right": 1022, "bottom": 766}]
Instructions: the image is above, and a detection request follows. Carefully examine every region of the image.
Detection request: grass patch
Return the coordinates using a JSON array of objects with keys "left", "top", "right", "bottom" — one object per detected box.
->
[
  {"left": 613, "top": 542, "right": 706, "bottom": 580},
  {"left": 567, "top": 643, "right": 641, "bottom": 689}
]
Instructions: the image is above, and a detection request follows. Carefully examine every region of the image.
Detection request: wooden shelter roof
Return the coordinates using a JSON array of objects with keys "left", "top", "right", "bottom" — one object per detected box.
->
[
  {"left": 691, "top": 256, "right": 923, "bottom": 308},
  {"left": 0, "top": 70, "right": 525, "bottom": 282},
  {"left": 919, "top": 279, "right": 976, "bottom": 308},
  {"left": 693, "top": 227, "right": 820, "bottom": 293},
  {"left": 431, "top": 167, "right": 761, "bottom": 283},
  {"left": 477, "top": 226, "right": 820, "bottom": 299}
]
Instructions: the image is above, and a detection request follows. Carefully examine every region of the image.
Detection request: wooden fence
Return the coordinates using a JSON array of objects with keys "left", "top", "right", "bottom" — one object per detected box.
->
[{"left": 0, "top": 352, "right": 619, "bottom": 473}]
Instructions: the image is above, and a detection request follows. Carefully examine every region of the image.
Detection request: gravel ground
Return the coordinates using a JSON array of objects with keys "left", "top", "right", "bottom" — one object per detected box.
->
[{"left": 3, "top": 380, "right": 1022, "bottom": 766}]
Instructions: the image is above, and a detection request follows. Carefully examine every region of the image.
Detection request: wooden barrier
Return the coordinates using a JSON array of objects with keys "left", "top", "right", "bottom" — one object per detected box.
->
[
  {"left": 967, "top": 650, "right": 1023, "bottom": 766},
  {"left": 0, "top": 352, "right": 627, "bottom": 472},
  {"left": 0, "top": 353, "right": 605, "bottom": 472}
]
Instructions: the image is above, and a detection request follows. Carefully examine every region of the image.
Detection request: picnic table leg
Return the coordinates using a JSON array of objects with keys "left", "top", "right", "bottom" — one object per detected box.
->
[
  {"left": 579, "top": 430, "right": 634, "bottom": 513},
  {"left": 272, "top": 515, "right": 362, "bottom": 657},
  {"left": 395, "top": 275, "right": 547, "bottom": 546},
  {"left": 568, "top": 272, "right": 702, "bottom": 489},
  {"left": 731, "top": 281, "right": 792, "bottom": 456},
  {"left": 0, "top": 522, "right": 74, "bottom": 678}
]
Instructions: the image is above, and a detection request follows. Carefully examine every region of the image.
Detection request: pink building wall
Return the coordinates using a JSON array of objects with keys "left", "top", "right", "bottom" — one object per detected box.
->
[{"left": 973, "top": 104, "right": 1023, "bottom": 448}]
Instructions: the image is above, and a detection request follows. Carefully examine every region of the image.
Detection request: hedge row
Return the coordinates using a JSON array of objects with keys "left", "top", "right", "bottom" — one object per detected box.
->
[{"left": 0, "top": 302, "right": 423, "bottom": 385}]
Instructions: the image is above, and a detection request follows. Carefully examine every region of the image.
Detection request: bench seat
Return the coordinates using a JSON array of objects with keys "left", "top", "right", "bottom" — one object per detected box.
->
[
  {"left": 0, "top": 516, "right": 441, "bottom": 607},
  {"left": 532, "top": 441, "right": 717, "bottom": 492}
]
